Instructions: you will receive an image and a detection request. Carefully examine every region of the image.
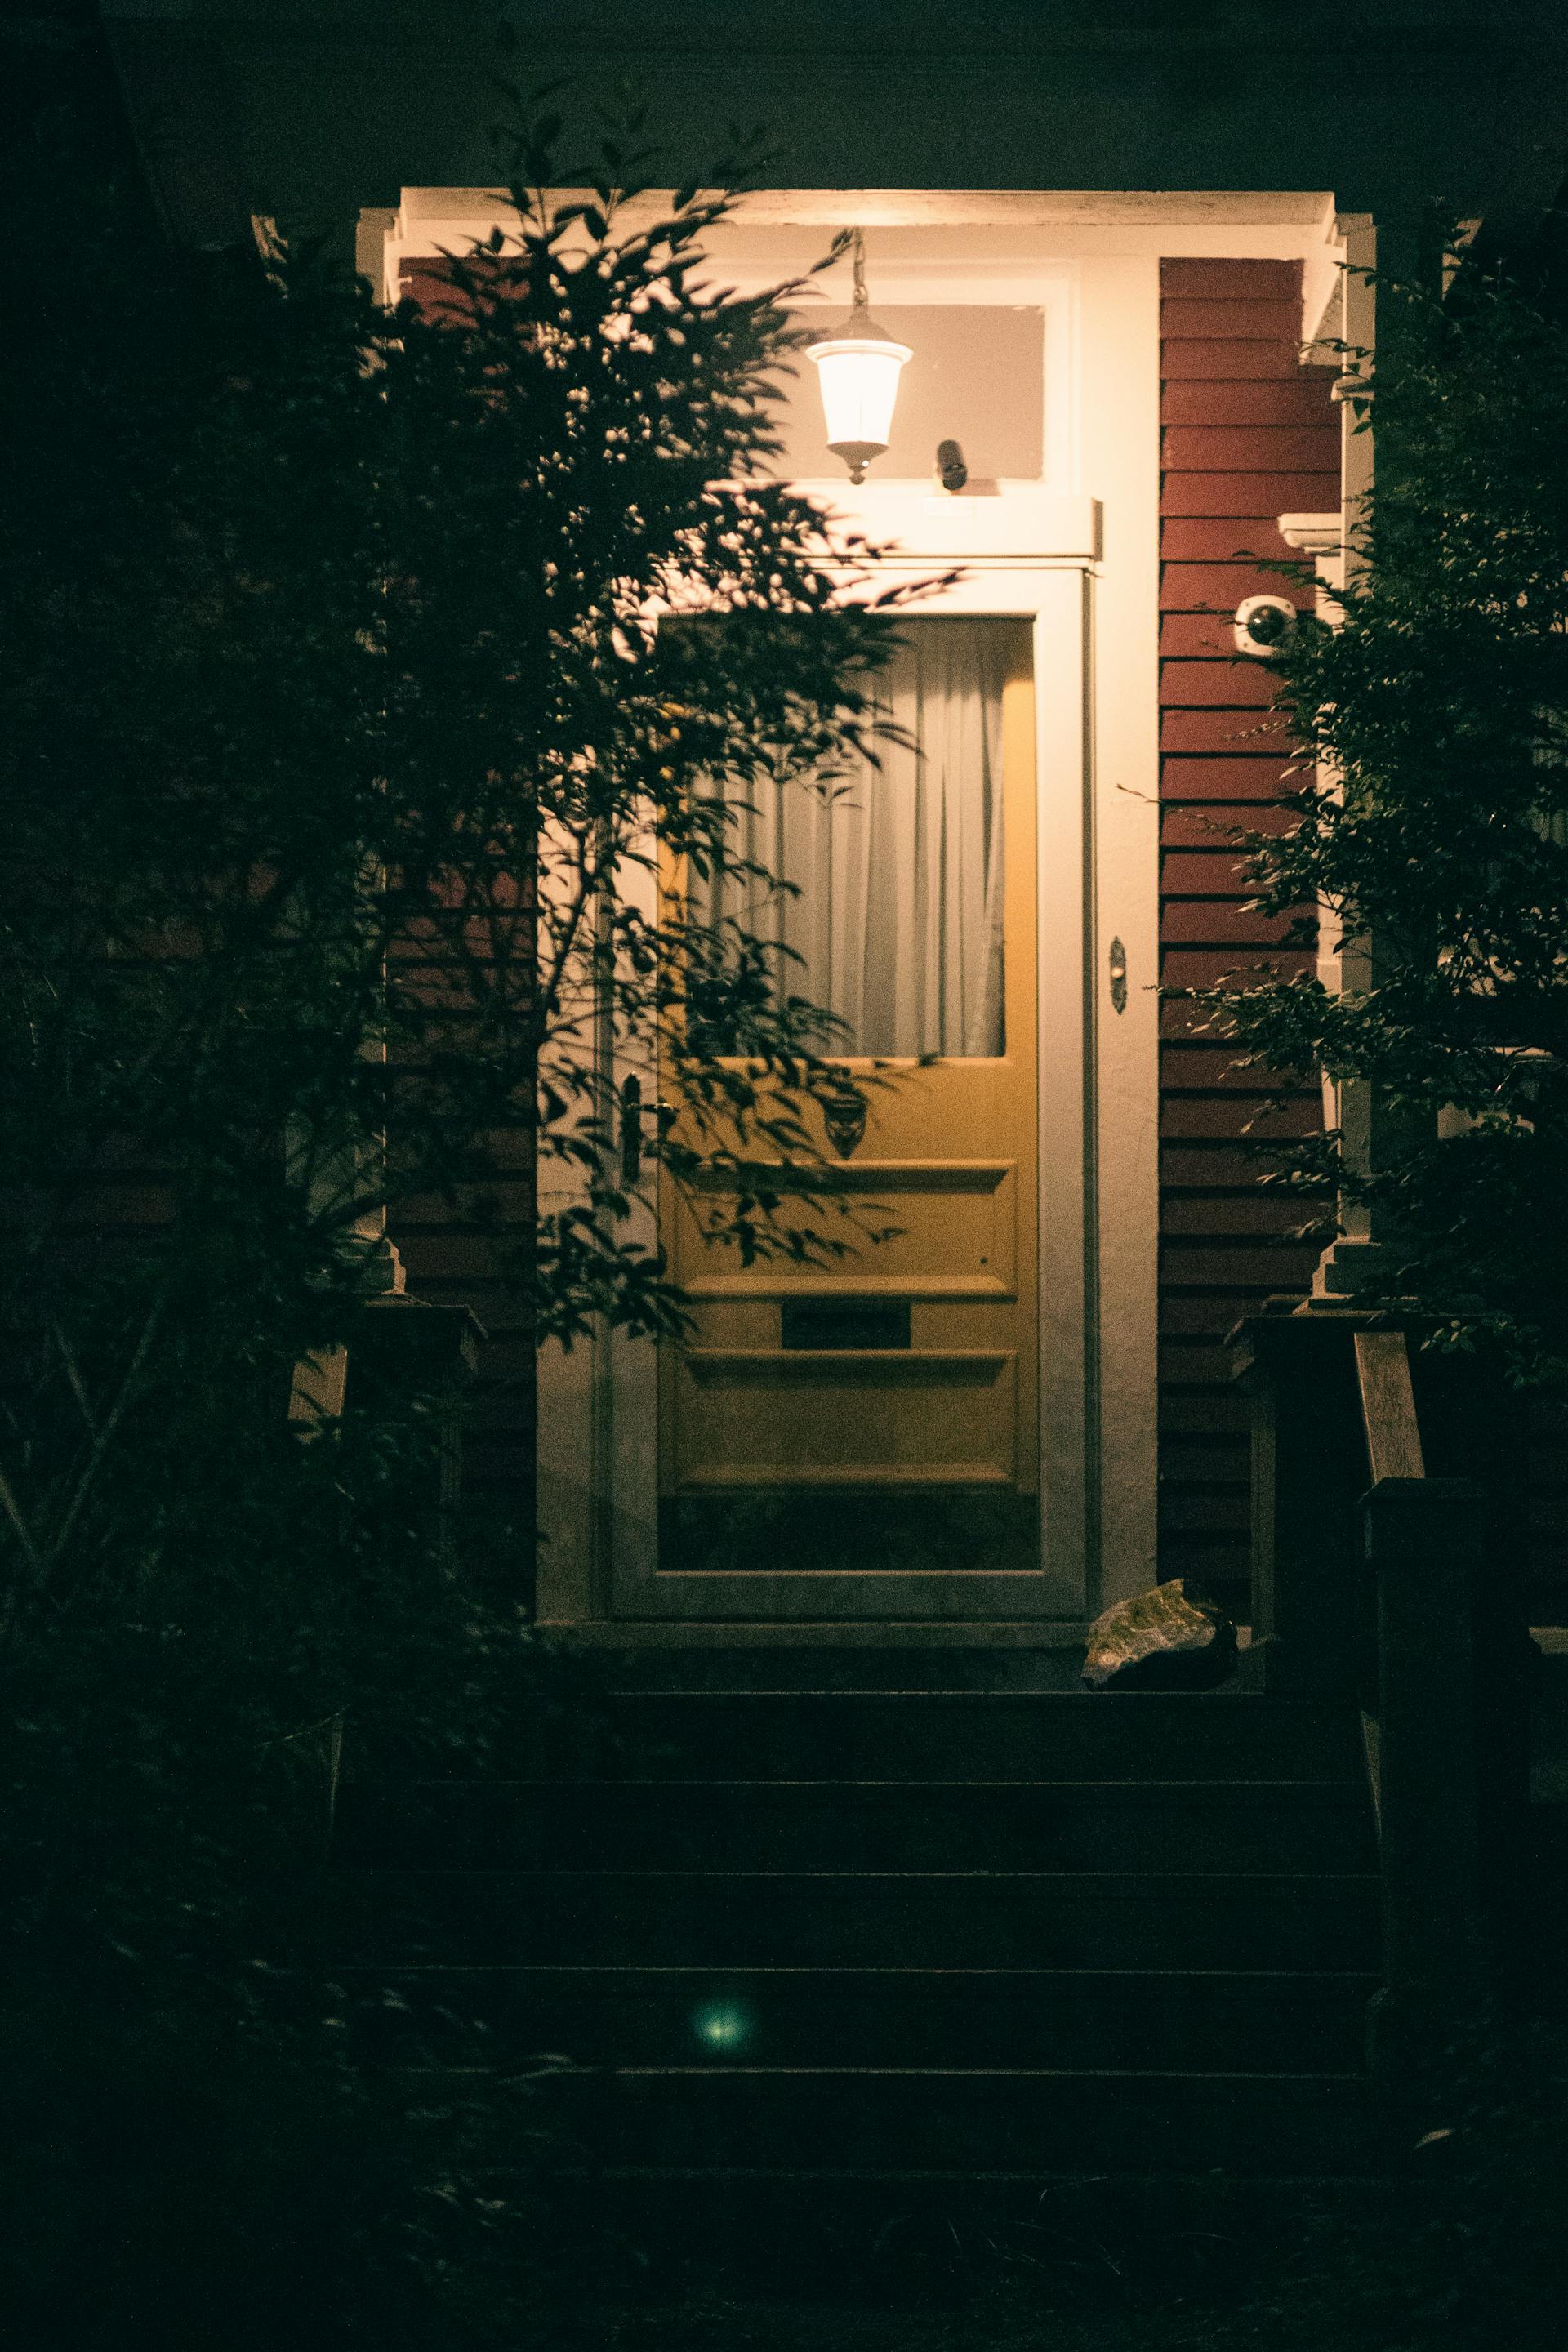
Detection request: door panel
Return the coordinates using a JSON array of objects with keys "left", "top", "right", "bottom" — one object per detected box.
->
[
  {"left": 673, "top": 1345, "right": 1018, "bottom": 1486},
  {"left": 617, "top": 617, "right": 1054, "bottom": 1620},
  {"left": 670, "top": 1157, "right": 1018, "bottom": 1298}
]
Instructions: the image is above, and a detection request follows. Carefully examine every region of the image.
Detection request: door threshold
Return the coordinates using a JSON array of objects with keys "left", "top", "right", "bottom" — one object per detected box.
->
[
  {"left": 538, "top": 1619, "right": 1089, "bottom": 1650},
  {"left": 538, "top": 1620, "right": 1094, "bottom": 1690}
]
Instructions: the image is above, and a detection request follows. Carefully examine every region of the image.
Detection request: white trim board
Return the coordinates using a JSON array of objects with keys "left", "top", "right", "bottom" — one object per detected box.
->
[
  {"left": 390, "top": 186, "right": 1334, "bottom": 234},
  {"left": 374, "top": 186, "right": 1344, "bottom": 347}
]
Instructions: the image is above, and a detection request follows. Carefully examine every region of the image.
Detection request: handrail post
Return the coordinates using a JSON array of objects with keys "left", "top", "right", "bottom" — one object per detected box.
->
[
  {"left": 356, "top": 1298, "right": 485, "bottom": 1570},
  {"left": 1231, "top": 1311, "right": 1371, "bottom": 1693},
  {"left": 1362, "top": 1475, "right": 1488, "bottom": 2076}
]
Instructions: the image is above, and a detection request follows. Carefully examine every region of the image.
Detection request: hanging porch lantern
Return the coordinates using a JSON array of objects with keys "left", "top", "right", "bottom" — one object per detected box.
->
[{"left": 806, "top": 228, "right": 911, "bottom": 484}]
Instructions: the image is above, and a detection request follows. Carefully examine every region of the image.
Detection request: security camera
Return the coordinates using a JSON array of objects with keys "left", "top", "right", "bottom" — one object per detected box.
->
[
  {"left": 1233, "top": 595, "right": 1298, "bottom": 658},
  {"left": 935, "top": 439, "right": 968, "bottom": 492}
]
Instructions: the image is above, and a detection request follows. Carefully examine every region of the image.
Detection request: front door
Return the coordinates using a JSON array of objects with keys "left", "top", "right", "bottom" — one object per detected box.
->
[{"left": 616, "top": 612, "right": 1054, "bottom": 1620}]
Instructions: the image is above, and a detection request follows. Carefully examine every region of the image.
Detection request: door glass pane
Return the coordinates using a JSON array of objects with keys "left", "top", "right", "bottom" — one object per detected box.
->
[{"left": 695, "top": 617, "right": 1014, "bottom": 1057}]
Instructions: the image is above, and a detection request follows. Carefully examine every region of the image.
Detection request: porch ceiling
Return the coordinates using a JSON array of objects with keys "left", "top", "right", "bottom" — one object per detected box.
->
[{"left": 104, "top": 2, "right": 1568, "bottom": 252}]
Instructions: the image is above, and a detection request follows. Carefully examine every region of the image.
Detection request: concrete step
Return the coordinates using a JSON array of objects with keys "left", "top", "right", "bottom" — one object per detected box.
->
[
  {"left": 399, "top": 2060, "right": 1380, "bottom": 2180},
  {"left": 336, "top": 1775, "right": 1377, "bottom": 1875},
  {"left": 530, "top": 1692, "right": 1364, "bottom": 1785},
  {"left": 537, "top": 2164, "right": 1401, "bottom": 2296},
  {"left": 332, "top": 1865, "right": 1379, "bottom": 1971},
  {"left": 336, "top": 1960, "right": 1376, "bottom": 2073},
  {"left": 596, "top": 1646, "right": 1099, "bottom": 1692}
]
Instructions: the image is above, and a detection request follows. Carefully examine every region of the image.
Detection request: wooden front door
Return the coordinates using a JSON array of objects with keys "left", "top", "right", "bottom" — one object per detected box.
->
[{"left": 617, "top": 615, "right": 1049, "bottom": 1620}]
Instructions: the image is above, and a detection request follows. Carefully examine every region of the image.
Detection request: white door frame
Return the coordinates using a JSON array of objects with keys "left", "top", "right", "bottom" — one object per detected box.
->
[
  {"left": 376, "top": 189, "right": 1349, "bottom": 1640},
  {"left": 537, "top": 488, "right": 1138, "bottom": 1636}
]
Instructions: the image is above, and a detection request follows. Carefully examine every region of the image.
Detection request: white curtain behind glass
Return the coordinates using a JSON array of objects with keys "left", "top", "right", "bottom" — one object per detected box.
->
[{"left": 702, "top": 618, "right": 1011, "bottom": 1057}]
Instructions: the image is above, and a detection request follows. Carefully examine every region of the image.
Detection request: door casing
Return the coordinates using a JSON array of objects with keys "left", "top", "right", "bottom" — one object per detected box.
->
[{"left": 538, "top": 492, "right": 1107, "bottom": 1632}]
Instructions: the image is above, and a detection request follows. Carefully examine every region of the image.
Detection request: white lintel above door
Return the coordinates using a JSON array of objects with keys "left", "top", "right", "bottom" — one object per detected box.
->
[{"left": 791, "top": 488, "right": 1102, "bottom": 569}]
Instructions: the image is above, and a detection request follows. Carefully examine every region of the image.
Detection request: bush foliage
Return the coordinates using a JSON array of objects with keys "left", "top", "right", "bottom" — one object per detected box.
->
[
  {"left": 1, "top": 66, "right": 922, "bottom": 2343},
  {"left": 1197, "top": 248, "right": 1568, "bottom": 1382}
]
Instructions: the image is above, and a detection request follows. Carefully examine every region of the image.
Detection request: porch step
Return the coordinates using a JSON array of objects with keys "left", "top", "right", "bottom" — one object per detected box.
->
[
  {"left": 537, "top": 2167, "right": 1399, "bottom": 2300},
  {"left": 392, "top": 2062, "right": 1379, "bottom": 2180},
  {"left": 592, "top": 1643, "right": 1098, "bottom": 1691},
  {"left": 331, "top": 1676, "right": 1381, "bottom": 2213},
  {"left": 332, "top": 1864, "right": 1379, "bottom": 1971},
  {"left": 338, "top": 1962, "right": 1376, "bottom": 2073},
  {"left": 588, "top": 2062, "right": 1374, "bottom": 2177},
  {"left": 338, "top": 1775, "right": 1376, "bottom": 1874},
  {"left": 529, "top": 1691, "right": 1364, "bottom": 1784}
]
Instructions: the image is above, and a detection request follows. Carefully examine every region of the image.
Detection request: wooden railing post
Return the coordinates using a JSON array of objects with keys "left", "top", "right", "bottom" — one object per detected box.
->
[
  {"left": 354, "top": 1298, "right": 485, "bottom": 1570},
  {"left": 1361, "top": 1474, "right": 1488, "bottom": 2074},
  {"left": 1232, "top": 1310, "right": 1371, "bottom": 1693}
]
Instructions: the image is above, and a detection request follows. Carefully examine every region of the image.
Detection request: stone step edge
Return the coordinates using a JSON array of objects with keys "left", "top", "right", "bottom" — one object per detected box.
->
[
  {"left": 328, "top": 1962, "right": 1380, "bottom": 1982},
  {"left": 558, "top": 2164, "right": 1399, "bottom": 2188},
  {"left": 591, "top": 1706, "right": 1341, "bottom": 1722},
  {"left": 341, "top": 1866, "right": 1381, "bottom": 1888},
  {"left": 341, "top": 1768, "right": 1363, "bottom": 1787},
  {"left": 594, "top": 1690, "right": 1330, "bottom": 1703},
  {"left": 394, "top": 2064, "right": 1366, "bottom": 2085}
]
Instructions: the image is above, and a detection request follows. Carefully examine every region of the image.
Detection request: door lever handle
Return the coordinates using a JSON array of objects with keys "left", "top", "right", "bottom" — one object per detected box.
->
[
  {"left": 619, "top": 1077, "right": 675, "bottom": 1187},
  {"left": 619, "top": 1074, "right": 644, "bottom": 1187}
]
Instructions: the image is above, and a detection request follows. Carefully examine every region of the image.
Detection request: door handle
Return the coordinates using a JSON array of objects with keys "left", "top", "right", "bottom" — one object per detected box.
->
[
  {"left": 619, "top": 1076, "right": 675, "bottom": 1187},
  {"left": 619, "top": 1074, "right": 644, "bottom": 1187}
]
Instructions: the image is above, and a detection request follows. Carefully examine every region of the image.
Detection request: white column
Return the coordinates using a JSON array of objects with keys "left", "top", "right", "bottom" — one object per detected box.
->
[
  {"left": 1275, "top": 510, "right": 1381, "bottom": 1299},
  {"left": 1289, "top": 212, "right": 1419, "bottom": 1300}
]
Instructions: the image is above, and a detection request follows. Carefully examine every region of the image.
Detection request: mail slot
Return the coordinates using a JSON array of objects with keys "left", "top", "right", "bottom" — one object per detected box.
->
[{"left": 779, "top": 1298, "right": 912, "bottom": 1352}]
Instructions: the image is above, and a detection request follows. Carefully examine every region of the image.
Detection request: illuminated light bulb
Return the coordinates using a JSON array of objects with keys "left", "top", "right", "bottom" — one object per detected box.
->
[{"left": 807, "top": 228, "right": 911, "bottom": 485}]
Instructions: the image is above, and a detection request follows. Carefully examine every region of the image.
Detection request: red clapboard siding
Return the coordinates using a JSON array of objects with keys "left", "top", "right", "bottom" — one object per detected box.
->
[
  {"left": 1160, "top": 657, "right": 1281, "bottom": 706},
  {"left": 1161, "top": 561, "right": 1316, "bottom": 612},
  {"left": 1162, "top": 425, "right": 1343, "bottom": 472},
  {"left": 1158, "top": 861, "right": 1265, "bottom": 914},
  {"left": 1163, "top": 1192, "right": 1321, "bottom": 1237},
  {"left": 1163, "top": 379, "right": 1344, "bottom": 425},
  {"left": 1160, "top": 755, "right": 1303, "bottom": 800},
  {"left": 1161, "top": 470, "right": 1339, "bottom": 514},
  {"left": 1160, "top": 259, "right": 1301, "bottom": 301},
  {"left": 1160, "top": 902, "right": 1298, "bottom": 946},
  {"left": 1160, "top": 1096, "right": 1323, "bottom": 1143},
  {"left": 1162, "top": 805, "right": 1296, "bottom": 846},
  {"left": 1158, "top": 256, "right": 1339, "bottom": 1610},
  {"left": 1160, "top": 947, "right": 1316, "bottom": 991},
  {"left": 1162, "top": 340, "right": 1307, "bottom": 381},
  {"left": 1160, "top": 706, "right": 1291, "bottom": 755},
  {"left": 1160, "top": 518, "right": 1298, "bottom": 561},
  {"left": 1160, "top": 299, "right": 1301, "bottom": 342}
]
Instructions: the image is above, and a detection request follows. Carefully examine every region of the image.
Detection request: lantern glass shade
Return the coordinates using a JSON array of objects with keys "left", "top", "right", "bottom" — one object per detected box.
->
[{"left": 806, "top": 330, "right": 911, "bottom": 483}]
